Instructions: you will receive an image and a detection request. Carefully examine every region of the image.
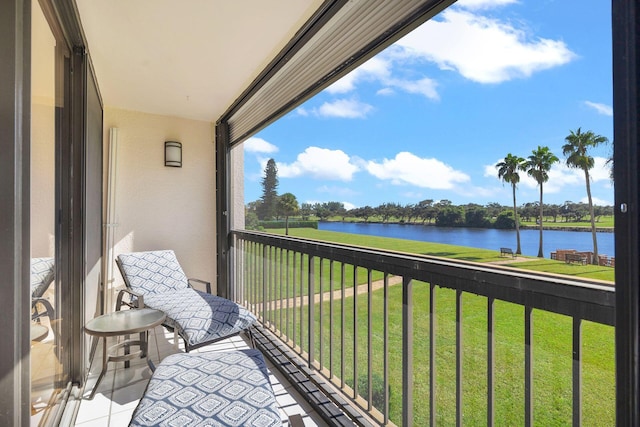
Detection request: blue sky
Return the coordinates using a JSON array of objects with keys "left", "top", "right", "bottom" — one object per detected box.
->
[{"left": 244, "top": 0, "right": 613, "bottom": 210}]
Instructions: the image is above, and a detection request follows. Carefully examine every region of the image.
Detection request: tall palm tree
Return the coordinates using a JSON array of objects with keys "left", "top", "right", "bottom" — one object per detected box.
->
[
  {"left": 496, "top": 154, "right": 526, "bottom": 254},
  {"left": 524, "top": 146, "right": 559, "bottom": 258},
  {"left": 563, "top": 128, "right": 609, "bottom": 264}
]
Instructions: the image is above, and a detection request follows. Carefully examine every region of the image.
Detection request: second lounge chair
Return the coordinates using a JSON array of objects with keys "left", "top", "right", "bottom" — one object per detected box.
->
[{"left": 116, "top": 250, "right": 256, "bottom": 352}]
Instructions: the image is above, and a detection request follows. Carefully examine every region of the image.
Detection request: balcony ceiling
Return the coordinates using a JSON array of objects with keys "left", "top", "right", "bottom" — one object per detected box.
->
[{"left": 75, "top": 0, "right": 324, "bottom": 122}]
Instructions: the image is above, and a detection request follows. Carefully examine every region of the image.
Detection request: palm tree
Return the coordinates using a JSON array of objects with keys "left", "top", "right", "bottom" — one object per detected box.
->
[
  {"left": 563, "top": 128, "right": 609, "bottom": 264},
  {"left": 523, "top": 146, "right": 559, "bottom": 258},
  {"left": 277, "top": 193, "right": 299, "bottom": 235},
  {"left": 496, "top": 154, "right": 526, "bottom": 254}
]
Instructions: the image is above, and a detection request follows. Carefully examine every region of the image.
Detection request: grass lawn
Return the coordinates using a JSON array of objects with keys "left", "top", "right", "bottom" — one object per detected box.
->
[
  {"left": 269, "top": 282, "right": 614, "bottom": 426},
  {"left": 243, "top": 228, "right": 615, "bottom": 425},
  {"left": 520, "top": 215, "right": 614, "bottom": 228},
  {"left": 267, "top": 228, "right": 615, "bottom": 283}
]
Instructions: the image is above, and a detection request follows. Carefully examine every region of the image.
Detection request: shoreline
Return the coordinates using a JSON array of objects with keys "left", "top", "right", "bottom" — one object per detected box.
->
[{"left": 323, "top": 220, "right": 614, "bottom": 233}]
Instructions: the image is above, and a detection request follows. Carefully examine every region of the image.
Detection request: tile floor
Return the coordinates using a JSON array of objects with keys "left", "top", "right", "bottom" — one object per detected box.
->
[{"left": 74, "top": 326, "right": 329, "bottom": 426}]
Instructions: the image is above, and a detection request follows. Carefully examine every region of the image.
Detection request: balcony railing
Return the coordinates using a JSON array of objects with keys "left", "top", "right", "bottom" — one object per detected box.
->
[{"left": 230, "top": 230, "right": 615, "bottom": 427}]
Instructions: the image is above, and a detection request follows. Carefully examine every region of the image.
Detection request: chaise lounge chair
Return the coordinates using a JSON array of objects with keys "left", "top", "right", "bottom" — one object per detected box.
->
[
  {"left": 31, "top": 257, "right": 56, "bottom": 322},
  {"left": 129, "top": 349, "right": 283, "bottom": 427},
  {"left": 116, "top": 250, "right": 256, "bottom": 352}
]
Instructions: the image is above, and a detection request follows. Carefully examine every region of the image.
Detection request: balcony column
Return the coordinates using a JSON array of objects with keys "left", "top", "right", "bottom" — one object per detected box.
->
[
  {"left": 613, "top": 0, "right": 640, "bottom": 425},
  {"left": 0, "top": 0, "right": 31, "bottom": 424}
]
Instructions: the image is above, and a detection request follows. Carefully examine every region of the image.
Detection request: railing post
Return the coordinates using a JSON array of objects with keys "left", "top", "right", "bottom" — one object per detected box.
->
[
  {"left": 263, "top": 245, "right": 268, "bottom": 322},
  {"left": 456, "top": 290, "right": 463, "bottom": 427},
  {"left": 383, "top": 273, "right": 390, "bottom": 424},
  {"left": 573, "top": 317, "right": 582, "bottom": 427},
  {"left": 525, "top": 306, "right": 533, "bottom": 427},
  {"left": 353, "top": 266, "right": 359, "bottom": 399},
  {"left": 430, "top": 283, "right": 437, "bottom": 426},
  {"left": 488, "top": 297, "right": 495, "bottom": 427},
  {"left": 309, "top": 255, "right": 315, "bottom": 368},
  {"left": 403, "top": 277, "right": 413, "bottom": 426}
]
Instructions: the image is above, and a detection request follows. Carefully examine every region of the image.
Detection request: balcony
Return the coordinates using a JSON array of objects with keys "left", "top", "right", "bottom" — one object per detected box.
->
[{"left": 71, "top": 229, "right": 615, "bottom": 426}]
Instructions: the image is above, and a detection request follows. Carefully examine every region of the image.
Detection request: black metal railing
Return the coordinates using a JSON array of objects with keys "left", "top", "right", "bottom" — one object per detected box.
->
[{"left": 230, "top": 230, "right": 615, "bottom": 427}]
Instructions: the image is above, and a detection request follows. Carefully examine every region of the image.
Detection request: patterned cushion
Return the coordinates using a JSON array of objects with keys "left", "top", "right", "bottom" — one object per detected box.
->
[
  {"left": 117, "top": 250, "right": 256, "bottom": 349},
  {"left": 31, "top": 257, "right": 55, "bottom": 297},
  {"left": 130, "top": 350, "right": 281, "bottom": 427},
  {"left": 118, "top": 250, "right": 190, "bottom": 295},
  {"left": 145, "top": 289, "right": 257, "bottom": 348}
]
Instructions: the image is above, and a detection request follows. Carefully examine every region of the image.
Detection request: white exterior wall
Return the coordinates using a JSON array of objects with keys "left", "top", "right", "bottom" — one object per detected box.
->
[
  {"left": 230, "top": 143, "right": 245, "bottom": 231},
  {"left": 104, "top": 108, "right": 217, "bottom": 298}
]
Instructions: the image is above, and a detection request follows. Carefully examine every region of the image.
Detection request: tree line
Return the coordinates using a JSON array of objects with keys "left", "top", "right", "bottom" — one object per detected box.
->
[{"left": 293, "top": 200, "right": 612, "bottom": 226}]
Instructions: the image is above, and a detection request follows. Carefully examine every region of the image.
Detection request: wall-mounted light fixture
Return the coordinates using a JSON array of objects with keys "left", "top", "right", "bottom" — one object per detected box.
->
[{"left": 165, "top": 141, "right": 182, "bottom": 167}]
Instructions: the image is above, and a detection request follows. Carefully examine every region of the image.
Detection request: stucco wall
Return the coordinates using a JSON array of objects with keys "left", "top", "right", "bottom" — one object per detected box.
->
[{"left": 104, "top": 108, "right": 217, "bottom": 297}]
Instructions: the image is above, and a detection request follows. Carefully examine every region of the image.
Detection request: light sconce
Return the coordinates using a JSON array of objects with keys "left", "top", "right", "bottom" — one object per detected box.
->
[{"left": 164, "top": 141, "right": 182, "bottom": 167}]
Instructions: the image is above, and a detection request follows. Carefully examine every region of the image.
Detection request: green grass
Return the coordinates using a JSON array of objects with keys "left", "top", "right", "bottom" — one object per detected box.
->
[
  {"left": 267, "top": 228, "right": 615, "bottom": 282},
  {"left": 266, "top": 282, "right": 614, "bottom": 426},
  {"left": 520, "top": 215, "right": 614, "bottom": 228},
  {"left": 245, "top": 228, "right": 615, "bottom": 425}
]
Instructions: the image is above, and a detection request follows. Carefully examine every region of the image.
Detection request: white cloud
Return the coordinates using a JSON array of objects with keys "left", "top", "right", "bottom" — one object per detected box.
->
[
  {"left": 584, "top": 101, "right": 613, "bottom": 117},
  {"left": 376, "top": 88, "right": 395, "bottom": 96},
  {"left": 487, "top": 156, "right": 612, "bottom": 197},
  {"left": 342, "top": 202, "right": 357, "bottom": 210},
  {"left": 278, "top": 147, "right": 359, "bottom": 181},
  {"left": 243, "top": 137, "right": 278, "bottom": 153},
  {"left": 588, "top": 157, "right": 612, "bottom": 182},
  {"left": 316, "top": 98, "right": 374, "bottom": 118},
  {"left": 396, "top": 8, "right": 576, "bottom": 84},
  {"left": 326, "top": 53, "right": 440, "bottom": 100},
  {"left": 581, "top": 196, "right": 612, "bottom": 206},
  {"left": 317, "top": 185, "right": 358, "bottom": 197},
  {"left": 387, "top": 77, "right": 439, "bottom": 100},
  {"left": 366, "top": 152, "right": 470, "bottom": 189},
  {"left": 456, "top": 0, "right": 518, "bottom": 10},
  {"left": 326, "top": 57, "right": 392, "bottom": 94}
]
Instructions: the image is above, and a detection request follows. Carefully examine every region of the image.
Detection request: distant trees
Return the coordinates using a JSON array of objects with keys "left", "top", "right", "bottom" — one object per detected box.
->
[
  {"left": 524, "top": 146, "right": 559, "bottom": 257},
  {"left": 563, "top": 128, "right": 609, "bottom": 263},
  {"left": 497, "top": 154, "right": 526, "bottom": 254}
]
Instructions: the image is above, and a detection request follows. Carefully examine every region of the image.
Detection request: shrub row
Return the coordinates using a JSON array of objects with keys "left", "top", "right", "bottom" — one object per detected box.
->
[{"left": 258, "top": 220, "right": 318, "bottom": 230}]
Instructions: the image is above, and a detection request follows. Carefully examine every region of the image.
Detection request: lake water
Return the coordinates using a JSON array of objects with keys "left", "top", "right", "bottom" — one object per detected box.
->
[{"left": 318, "top": 222, "right": 615, "bottom": 258}]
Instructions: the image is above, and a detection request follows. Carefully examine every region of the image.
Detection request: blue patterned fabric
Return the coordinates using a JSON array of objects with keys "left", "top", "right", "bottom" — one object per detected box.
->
[
  {"left": 129, "top": 350, "right": 282, "bottom": 427},
  {"left": 118, "top": 250, "right": 190, "bottom": 295},
  {"left": 117, "top": 250, "right": 256, "bottom": 349},
  {"left": 145, "top": 289, "right": 256, "bottom": 349},
  {"left": 31, "top": 257, "right": 55, "bottom": 297}
]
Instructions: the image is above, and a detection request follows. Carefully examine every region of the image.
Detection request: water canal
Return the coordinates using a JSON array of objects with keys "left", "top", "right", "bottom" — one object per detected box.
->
[{"left": 318, "top": 222, "right": 614, "bottom": 258}]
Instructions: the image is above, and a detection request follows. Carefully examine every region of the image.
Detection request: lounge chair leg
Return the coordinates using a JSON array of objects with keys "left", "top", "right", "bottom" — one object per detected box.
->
[{"left": 247, "top": 327, "right": 256, "bottom": 348}]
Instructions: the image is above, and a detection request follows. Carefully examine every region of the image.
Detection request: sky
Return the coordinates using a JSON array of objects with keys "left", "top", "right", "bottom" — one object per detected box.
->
[{"left": 243, "top": 0, "right": 613, "bottom": 210}]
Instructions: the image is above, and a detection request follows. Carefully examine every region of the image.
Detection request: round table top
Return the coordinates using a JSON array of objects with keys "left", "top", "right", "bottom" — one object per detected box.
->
[
  {"left": 31, "top": 323, "right": 49, "bottom": 342},
  {"left": 85, "top": 308, "right": 166, "bottom": 337}
]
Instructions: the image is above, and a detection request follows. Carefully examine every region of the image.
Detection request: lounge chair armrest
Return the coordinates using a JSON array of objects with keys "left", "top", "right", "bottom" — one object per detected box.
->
[
  {"left": 188, "top": 278, "right": 211, "bottom": 293},
  {"left": 116, "top": 288, "right": 144, "bottom": 310}
]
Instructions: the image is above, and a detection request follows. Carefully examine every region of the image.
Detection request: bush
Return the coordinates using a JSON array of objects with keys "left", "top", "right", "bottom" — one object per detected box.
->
[
  {"left": 436, "top": 207, "right": 465, "bottom": 227},
  {"left": 245, "top": 211, "right": 260, "bottom": 230},
  {"left": 258, "top": 220, "right": 318, "bottom": 230},
  {"left": 494, "top": 210, "right": 516, "bottom": 229},
  {"left": 357, "top": 373, "right": 389, "bottom": 412}
]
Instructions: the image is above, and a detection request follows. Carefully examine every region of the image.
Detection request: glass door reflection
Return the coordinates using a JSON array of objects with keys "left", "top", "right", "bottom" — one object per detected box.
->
[{"left": 30, "top": 1, "right": 65, "bottom": 421}]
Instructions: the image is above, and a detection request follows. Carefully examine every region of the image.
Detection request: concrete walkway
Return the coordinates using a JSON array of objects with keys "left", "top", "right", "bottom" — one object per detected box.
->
[{"left": 269, "top": 276, "right": 404, "bottom": 310}]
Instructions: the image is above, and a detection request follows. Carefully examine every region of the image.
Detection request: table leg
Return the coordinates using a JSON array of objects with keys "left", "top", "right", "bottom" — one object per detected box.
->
[
  {"left": 144, "top": 330, "right": 156, "bottom": 371},
  {"left": 88, "top": 337, "right": 108, "bottom": 400}
]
